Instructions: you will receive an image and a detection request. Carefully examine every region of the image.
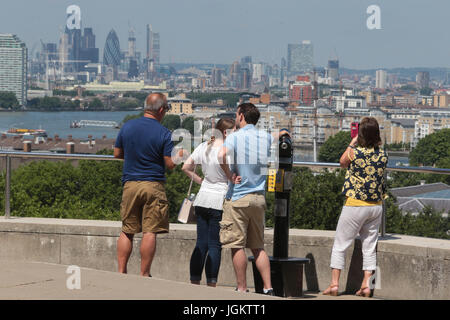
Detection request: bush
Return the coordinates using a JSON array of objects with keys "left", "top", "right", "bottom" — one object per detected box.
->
[{"left": 0, "top": 161, "right": 447, "bottom": 239}]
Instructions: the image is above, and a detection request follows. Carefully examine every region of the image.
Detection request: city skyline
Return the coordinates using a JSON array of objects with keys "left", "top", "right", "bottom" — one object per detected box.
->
[{"left": 1, "top": 0, "right": 449, "bottom": 68}]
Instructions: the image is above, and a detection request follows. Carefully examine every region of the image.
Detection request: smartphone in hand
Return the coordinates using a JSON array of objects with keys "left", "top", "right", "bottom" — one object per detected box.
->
[{"left": 351, "top": 122, "right": 359, "bottom": 139}]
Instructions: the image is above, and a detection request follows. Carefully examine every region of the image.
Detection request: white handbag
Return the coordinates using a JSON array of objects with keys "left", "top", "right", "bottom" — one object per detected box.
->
[{"left": 177, "top": 165, "right": 197, "bottom": 224}]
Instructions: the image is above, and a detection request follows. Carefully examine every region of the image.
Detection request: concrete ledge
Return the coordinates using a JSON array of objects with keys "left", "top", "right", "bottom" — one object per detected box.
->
[{"left": 0, "top": 217, "right": 449, "bottom": 299}]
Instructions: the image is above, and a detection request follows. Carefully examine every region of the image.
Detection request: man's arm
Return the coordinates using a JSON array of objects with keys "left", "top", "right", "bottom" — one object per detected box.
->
[
  {"left": 218, "top": 146, "right": 241, "bottom": 184},
  {"left": 114, "top": 147, "right": 124, "bottom": 159}
]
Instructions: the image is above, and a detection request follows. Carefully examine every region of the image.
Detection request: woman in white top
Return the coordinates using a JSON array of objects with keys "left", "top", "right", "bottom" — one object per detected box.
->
[{"left": 182, "top": 118, "right": 235, "bottom": 287}]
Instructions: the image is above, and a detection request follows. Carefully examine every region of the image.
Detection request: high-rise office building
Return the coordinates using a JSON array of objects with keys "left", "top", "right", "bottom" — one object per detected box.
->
[
  {"left": 240, "top": 56, "right": 252, "bottom": 89},
  {"left": 240, "top": 67, "right": 251, "bottom": 90},
  {"left": 146, "top": 25, "right": 160, "bottom": 80},
  {"left": 327, "top": 59, "right": 339, "bottom": 81},
  {"left": 104, "top": 30, "right": 121, "bottom": 67},
  {"left": 376, "top": 70, "right": 387, "bottom": 89},
  {"left": 287, "top": 40, "right": 313, "bottom": 75},
  {"left": 127, "top": 29, "right": 138, "bottom": 78},
  {"left": 211, "top": 67, "right": 223, "bottom": 87},
  {"left": 82, "top": 28, "right": 96, "bottom": 49},
  {"left": 230, "top": 61, "right": 241, "bottom": 89},
  {"left": 103, "top": 29, "right": 121, "bottom": 80},
  {"left": 0, "top": 34, "right": 27, "bottom": 106},
  {"left": 80, "top": 27, "right": 99, "bottom": 64},
  {"left": 65, "top": 26, "right": 82, "bottom": 72},
  {"left": 416, "top": 71, "right": 430, "bottom": 89}
]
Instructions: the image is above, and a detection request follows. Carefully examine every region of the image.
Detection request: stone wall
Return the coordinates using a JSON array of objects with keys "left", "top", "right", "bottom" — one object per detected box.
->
[{"left": 0, "top": 217, "right": 448, "bottom": 299}]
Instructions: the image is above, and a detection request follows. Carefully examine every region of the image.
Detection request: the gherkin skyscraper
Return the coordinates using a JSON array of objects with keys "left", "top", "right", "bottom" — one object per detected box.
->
[{"left": 103, "top": 29, "right": 121, "bottom": 67}]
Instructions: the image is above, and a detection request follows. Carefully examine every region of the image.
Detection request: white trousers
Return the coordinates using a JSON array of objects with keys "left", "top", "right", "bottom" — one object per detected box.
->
[{"left": 330, "top": 205, "right": 382, "bottom": 271}]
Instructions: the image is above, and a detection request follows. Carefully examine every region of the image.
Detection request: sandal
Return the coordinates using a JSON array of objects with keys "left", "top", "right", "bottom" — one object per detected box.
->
[
  {"left": 355, "top": 287, "right": 372, "bottom": 298},
  {"left": 322, "top": 284, "right": 339, "bottom": 296}
]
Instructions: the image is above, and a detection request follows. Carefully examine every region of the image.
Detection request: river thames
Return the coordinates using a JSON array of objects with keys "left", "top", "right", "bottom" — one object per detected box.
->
[
  {"left": 0, "top": 111, "right": 141, "bottom": 140},
  {"left": 0, "top": 111, "right": 408, "bottom": 165}
]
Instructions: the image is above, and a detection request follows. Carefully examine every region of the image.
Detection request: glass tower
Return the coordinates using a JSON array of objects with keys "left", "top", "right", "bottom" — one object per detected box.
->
[
  {"left": 287, "top": 40, "right": 313, "bottom": 75},
  {"left": 0, "top": 34, "right": 27, "bottom": 106},
  {"left": 103, "top": 29, "right": 121, "bottom": 67}
]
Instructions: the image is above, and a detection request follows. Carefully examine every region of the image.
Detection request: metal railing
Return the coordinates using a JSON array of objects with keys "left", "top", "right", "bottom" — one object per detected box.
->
[{"left": 2, "top": 151, "right": 450, "bottom": 237}]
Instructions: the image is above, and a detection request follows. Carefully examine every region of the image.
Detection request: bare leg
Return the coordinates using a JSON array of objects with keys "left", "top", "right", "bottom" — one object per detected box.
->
[
  {"left": 251, "top": 249, "right": 272, "bottom": 290},
  {"left": 231, "top": 248, "right": 248, "bottom": 291},
  {"left": 117, "top": 232, "right": 134, "bottom": 274},
  {"left": 361, "top": 270, "right": 373, "bottom": 288},
  {"left": 140, "top": 232, "right": 157, "bottom": 277},
  {"left": 323, "top": 268, "right": 341, "bottom": 295},
  {"left": 331, "top": 268, "right": 341, "bottom": 286}
]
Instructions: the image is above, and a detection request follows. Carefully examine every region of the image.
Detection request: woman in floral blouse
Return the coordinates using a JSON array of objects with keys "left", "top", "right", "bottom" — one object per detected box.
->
[{"left": 322, "top": 117, "right": 388, "bottom": 298}]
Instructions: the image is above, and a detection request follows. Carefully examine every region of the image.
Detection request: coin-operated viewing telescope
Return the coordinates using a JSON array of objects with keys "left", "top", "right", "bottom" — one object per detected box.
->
[{"left": 250, "top": 129, "right": 310, "bottom": 297}]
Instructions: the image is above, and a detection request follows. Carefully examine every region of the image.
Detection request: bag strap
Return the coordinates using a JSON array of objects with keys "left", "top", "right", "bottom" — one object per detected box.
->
[{"left": 187, "top": 164, "right": 197, "bottom": 197}]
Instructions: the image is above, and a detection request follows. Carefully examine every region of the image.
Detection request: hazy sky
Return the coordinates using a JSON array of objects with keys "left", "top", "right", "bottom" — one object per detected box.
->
[{"left": 1, "top": 0, "right": 449, "bottom": 69}]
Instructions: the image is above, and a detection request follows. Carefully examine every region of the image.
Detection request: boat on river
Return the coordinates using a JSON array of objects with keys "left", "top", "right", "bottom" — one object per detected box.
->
[{"left": 7, "top": 128, "right": 48, "bottom": 137}]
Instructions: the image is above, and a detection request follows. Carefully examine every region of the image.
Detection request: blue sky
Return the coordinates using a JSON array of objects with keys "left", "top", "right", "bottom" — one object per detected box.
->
[{"left": 1, "top": 0, "right": 449, "bottom": 69}]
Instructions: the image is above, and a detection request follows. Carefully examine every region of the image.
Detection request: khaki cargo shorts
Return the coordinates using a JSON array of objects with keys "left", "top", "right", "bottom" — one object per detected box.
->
[
  {"left": 120, "top": 181, "right": 169, "bottom": 234},
  {"left": 220, "top": 193, "right": 266, "bottom": 249}
]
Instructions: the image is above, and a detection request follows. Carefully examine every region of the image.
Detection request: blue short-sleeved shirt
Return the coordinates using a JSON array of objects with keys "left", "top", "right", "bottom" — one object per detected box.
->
[
  {"left": 115, "top": 116, "right": 174, "bottom": 183},
  {"left": 224, "top": 124, "right": 274, "bottom": 201}
]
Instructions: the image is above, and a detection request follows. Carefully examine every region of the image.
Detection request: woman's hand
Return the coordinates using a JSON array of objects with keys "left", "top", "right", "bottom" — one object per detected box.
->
[{"left": 230, "top": 173, "right": 242, "bottom": 184}]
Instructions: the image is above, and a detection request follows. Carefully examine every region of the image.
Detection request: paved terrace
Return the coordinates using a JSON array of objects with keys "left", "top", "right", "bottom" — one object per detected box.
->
[
  {"left": 0, "top": 217, "right": 449, "bottom": 300},
  {"left": 0, "top": 261, "right": 371, "bottom": 300}
]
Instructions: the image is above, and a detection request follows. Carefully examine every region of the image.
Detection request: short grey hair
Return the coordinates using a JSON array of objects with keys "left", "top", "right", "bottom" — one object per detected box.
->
[{"left": 144, "top": 93, "right": 166, "bottom": 112}]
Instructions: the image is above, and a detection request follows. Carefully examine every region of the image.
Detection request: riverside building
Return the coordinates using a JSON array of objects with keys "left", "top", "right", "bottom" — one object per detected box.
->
[{"left": 0, "top": 34, "right": 28, "bottom": 106}]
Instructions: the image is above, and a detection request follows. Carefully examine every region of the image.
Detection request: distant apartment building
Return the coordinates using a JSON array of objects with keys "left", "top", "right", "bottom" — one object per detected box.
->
[
  {"left": 167, "top": 96, "right": 193, "bottom": 115},
  {"left": 433, "top": 93, "right": 450, "bottom": 108},
  {"left": 252, "top": 63, "right": 263, "bottom": 83},
  {"left": 287, "top": 41, "right": 313, "bottom": 75},
  {"left": 289, "top": 76, "right": 313, "bottom": 105},
  {"left": 335, "top": 95, "right": 367, "bottom": 112},
  {"left": 390, "top": 119, "right": 416, "bottom": 144},
  {"left": 211, "top": 68, "right": 223, "bottom": 87},
  {"left": 359, "top": 90, "right": 375, "bottom": 104},
  {"left": 376, "top": 70, "right": 387, "bottom": 89},
  {"left": 422, "top": 96, "right": 434, "bottom": 106},
  {"left": 416, "top": 71, "right": 430, "bottom": 89},
  {"left": 414, "top": 108, "right": 450, "bottom": 144},
  {"left": 245, "top": 102, "right": 420, "bottom": 147},
  {"left": 0, "top": 34, "right": 27, "bottom": 106}
]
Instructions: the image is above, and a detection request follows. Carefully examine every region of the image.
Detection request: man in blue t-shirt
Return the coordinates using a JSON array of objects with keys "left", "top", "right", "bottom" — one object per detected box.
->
[{"left": 114, "top": 92, "right": 177, "bottom": 277}]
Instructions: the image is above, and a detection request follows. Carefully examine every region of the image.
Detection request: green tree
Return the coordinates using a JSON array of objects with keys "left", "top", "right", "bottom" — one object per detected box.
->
[
  {"left": 181, "top": 117, "right": 195, "bottom": 135},
  {"left": 89, "top": 98, "right": 105, "bottom": 110},
  {"left": 287, "top": 168, "right": 346, "bottom": 230},
  {"left": 318, "top": 131, "right": 351, "bottom": 163},
  {"left": 0, "top": 91, "right": 20, "bottom": 109},
  {"left": 409, "top": 129, "right": 450, "bottom": 167},
  {"left": 162, "top": 114, "right": 181, "bottom": 131}
]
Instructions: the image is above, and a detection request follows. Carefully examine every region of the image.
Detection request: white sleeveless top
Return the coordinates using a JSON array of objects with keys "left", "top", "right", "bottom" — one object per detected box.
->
[{"left": 190, "top": 141, "right": 228, "bottom": 210}]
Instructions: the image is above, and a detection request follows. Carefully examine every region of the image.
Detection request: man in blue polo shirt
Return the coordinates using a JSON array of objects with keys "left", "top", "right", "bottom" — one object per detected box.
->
[
  {"left": 114, "top": 93, "right": 177, "bottom": 277},
  {"left": 218, "top": 103, "right": 282, "bottom": 295}
]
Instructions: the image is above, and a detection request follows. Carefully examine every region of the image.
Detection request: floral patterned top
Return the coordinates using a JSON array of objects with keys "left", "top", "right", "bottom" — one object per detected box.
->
[{"left": 342, "top": 146, "right": 388, "bottom": 202}]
